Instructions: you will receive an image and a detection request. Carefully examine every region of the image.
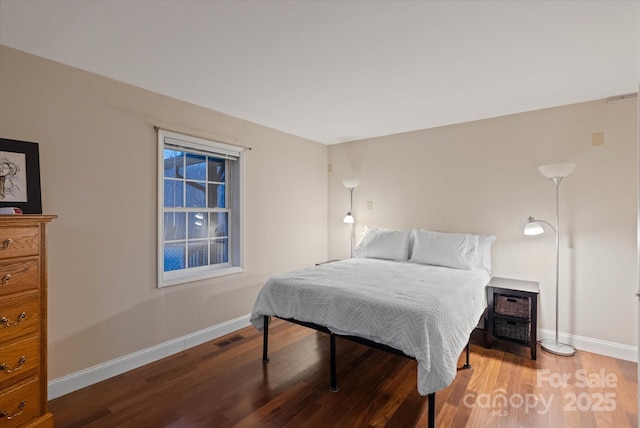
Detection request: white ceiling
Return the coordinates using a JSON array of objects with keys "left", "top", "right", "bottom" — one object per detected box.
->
[{"left": 1, "top": 1, "right": 638, "bottom": 144}]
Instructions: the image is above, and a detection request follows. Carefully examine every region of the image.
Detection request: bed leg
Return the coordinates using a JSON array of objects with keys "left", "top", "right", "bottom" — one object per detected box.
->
[
  {"left": 262, "top": 316, "right": 270, "bottom": 363},
  {"left": 330, "top": 333, "right": 339, "bottom": 392},
  {"left": 463, "top": 341, "right": 471, "bottom": 369},
  {"left": 428, "top": 392, "right": 436, "bottom": 428}
]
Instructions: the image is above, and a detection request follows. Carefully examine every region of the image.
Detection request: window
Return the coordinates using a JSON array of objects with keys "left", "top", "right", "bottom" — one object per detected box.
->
[{"left": 158, "top": 129, "right": 243, "bottom": 287}]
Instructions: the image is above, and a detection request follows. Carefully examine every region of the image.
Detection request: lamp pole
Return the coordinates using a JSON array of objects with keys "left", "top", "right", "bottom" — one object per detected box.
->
[
  {"left": 342, "top": 179, "right": 359, "bottom": 258},
  {"left": 552, "top": 177, "right": 562, "bottom": 346},
  {"left": 528, "top": 163, "right": 575, "bottom": 356},
  {"left": 540, "top": 171, "right": 575, "bottom": 356},
  {"left": 349, "top": 187, "right": 354, "bottom": 257}
]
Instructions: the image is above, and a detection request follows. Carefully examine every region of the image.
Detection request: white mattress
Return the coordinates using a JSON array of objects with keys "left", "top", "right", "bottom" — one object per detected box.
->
[{"left": 250, "top": 258, "right": 490, "bottom": 395}]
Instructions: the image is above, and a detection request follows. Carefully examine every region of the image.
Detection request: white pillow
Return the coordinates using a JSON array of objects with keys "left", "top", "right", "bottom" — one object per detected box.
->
[
  {"left": 354, "top": 226, "right": 411, "bottom": 261},
  {"left": 475, "top": 234, "right": 496, "bottom": 273},
  {"left": 410, "top": 229, "right": 479, "bottom": 270}
]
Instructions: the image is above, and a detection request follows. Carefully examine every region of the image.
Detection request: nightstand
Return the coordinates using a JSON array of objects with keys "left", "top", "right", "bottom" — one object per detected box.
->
[{"left": 486, "top": 277, "right": 539, "bottom": 360}]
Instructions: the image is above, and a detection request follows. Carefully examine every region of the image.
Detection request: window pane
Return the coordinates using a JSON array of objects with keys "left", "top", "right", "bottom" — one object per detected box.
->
[
  {"left": 188, "top": 212, "right": 208, "bottom": 239},
  {"left": 164, "top": 149, "right": 184, "bottom": 178},
  {"left": 210, "top": 212, "right": 228, "bottom": 238},
  {"left": 164, "top": 243, "right": 185, "bottom": 271},
  {"left": 185, "top": 181, "right": 206, "bottom": 207},
  {"left": 188, "top": 241, "right": 208, "bottom": 268},
  {"left": 164, "top": 179, "right": 184, "bottom": 207},
  {"left": 164, "top": 212, "right": 186, "bottom": 240},
  {"left": 208, "top": 157, "right": 225, "bottom": 182},
  {"left": 186, "top": 153, "right": 206, "bottom": 180},
  {"left": 208, "top": 183, "right": 226, "bottom": 208},
  {"left": 210, "top": 238, "right": 228, "bottom": 264}
]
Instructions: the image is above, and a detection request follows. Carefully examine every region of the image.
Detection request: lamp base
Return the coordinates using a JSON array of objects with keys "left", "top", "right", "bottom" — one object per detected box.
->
[{"left": 540, "top": 339, "right": 575, "bottom": 356}]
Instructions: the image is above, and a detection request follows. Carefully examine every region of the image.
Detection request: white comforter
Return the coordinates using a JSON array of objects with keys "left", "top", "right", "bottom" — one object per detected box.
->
[{"left": 250, "top": 258, "right": 490, "bottom": 395}]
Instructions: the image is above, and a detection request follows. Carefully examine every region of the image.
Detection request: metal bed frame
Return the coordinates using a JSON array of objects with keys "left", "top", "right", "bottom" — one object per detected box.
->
[{"left": 261, "top": 315, "right": 473, "bottom": 428}]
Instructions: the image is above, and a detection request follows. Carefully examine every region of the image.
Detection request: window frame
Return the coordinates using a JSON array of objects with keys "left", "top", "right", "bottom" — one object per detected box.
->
[{"left": 157, "top": 129, "right": 244, "bottom": 288}]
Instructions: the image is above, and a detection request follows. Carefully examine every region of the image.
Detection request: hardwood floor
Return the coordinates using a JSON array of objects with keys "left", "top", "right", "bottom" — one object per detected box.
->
[{"left": 49, "top": 318, "right": 637, "bottom": 427}]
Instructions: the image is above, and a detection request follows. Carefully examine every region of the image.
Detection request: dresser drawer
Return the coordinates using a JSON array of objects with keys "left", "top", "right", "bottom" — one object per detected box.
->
[
  {"left": 0, "top": 227, "right": 39, "bottom": 260},
  {"left": 0, "top": 257, "right": 39, "bottom": 298},
  {"left": 0, "top": 377, "right": 40, "bottom": 428},
  {"left": 0, "top": 295, "right": 39, "bottom": 345},
  {"left": 0, "top": 336, "right": 38, "bottom": 391}
]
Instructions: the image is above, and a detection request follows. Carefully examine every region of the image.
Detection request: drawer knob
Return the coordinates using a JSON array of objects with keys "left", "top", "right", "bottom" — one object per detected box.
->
[
  {"left": 0, "top": 312, "right": 26, "bottom": 327},
  {"left": 1, "top": 355, "right": 26, "bottom": 373},
  {"left": 0, "top": 400, "right": 26, "bottom": 420},
  {"left": 0, "top": 238, "right": 12, "bottom": 250},
  {"left": 0, "top": 274, "right": 10, "bottom": 286}
]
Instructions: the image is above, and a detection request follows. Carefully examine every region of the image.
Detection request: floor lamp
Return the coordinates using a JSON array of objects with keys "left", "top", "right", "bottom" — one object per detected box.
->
[
  {"left": 525, "top": 162, "right": 576, "bottom": 357},
  {"left": 342, "top": 179, "right": 359, "bottom": 258}
]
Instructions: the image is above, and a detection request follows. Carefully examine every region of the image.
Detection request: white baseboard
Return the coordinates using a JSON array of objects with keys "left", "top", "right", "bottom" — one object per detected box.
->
[
  {"left": 48, "top": 314, "right": 251, "bottom": 400},
  {"left": 537, "top": 328, "right": 637, "bottom": 362},
  {"left": 48, "top": 317, "right": 637, "bottom": 400}
]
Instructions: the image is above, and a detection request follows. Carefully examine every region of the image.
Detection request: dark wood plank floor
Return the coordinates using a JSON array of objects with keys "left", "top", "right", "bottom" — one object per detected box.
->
[{"left": 49, "top": 318, "right": 637, "bottom": 427}]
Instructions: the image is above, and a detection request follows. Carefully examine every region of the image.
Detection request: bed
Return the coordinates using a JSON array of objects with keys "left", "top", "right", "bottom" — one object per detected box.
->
[{"left": 250, "top": 228, "right": 495, "bottom": 427}]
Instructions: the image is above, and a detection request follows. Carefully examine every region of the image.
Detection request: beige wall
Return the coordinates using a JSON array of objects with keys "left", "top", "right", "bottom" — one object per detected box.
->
[
  {"left": 0, "top": 45, "right": 328, "bottom": 380},
  {"left": 1, "top": 43, "right": 636, "bottom": 385},
  {"left": 328, "top": 99, "right": 638, "bottom": 349}
]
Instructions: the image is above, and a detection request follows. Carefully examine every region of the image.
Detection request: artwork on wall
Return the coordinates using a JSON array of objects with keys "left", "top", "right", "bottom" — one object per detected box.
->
[{"left": 0, "top": 138, "right": 42, "bottom": 214}]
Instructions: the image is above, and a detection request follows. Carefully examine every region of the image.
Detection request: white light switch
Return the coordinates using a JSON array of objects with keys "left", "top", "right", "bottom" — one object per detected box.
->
[{"left": 367, "top": 201, "right": 373, "bottom": 210}]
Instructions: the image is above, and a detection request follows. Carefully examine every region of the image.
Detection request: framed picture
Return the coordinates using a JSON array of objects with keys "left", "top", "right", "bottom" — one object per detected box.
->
[{"left": 0, "top": 138, "right": 42, "bottom": 214}]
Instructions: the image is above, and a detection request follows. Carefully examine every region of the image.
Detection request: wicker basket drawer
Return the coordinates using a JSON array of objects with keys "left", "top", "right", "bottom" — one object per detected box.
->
[
  {"left": 495, "top": 317, "right": 530, "bottom": 343},
  {"left": 495, "top": 294, "right": 530, "bottom": 318}
]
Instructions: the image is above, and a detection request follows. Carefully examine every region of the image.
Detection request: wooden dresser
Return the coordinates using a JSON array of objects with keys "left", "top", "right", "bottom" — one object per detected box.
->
[{"left": 0, "top": 215, "right": 56, "bottom": 428}]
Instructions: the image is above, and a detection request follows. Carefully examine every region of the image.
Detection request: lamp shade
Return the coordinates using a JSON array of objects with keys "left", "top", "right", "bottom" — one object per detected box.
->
[
  {"left": 524, "top": 221, "right": 544, "bottom": 236},
  {"left": 342, "top": 179, "right": 360, "bottom": 189},
  {"left": 538, "top": 163, "right": 576, "bottom": 179},
  {"left": 343, "top": 213, "right": 354, "bottom": 224}
]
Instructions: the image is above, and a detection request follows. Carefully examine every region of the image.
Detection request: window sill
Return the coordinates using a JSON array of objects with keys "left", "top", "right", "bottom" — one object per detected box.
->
[{"left": 158, "top": 266, "right": 244, "bottom": 288}]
